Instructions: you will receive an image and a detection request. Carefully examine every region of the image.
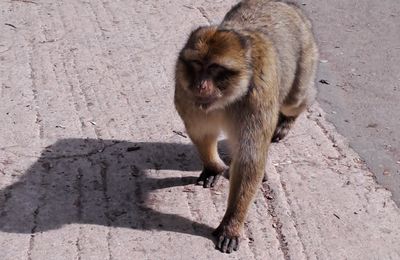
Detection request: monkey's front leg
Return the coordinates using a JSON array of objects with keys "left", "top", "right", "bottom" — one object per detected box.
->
[
  {"left": 213, "top": 139, "right": 268, "bottom": 253},
  {"left": 188, "top": 130, "right": 228, "bottom": 188}
]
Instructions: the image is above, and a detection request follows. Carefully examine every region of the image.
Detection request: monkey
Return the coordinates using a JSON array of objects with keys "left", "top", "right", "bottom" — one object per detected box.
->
[{"left": 174, "top": 0, "right": 318, "bottom": 253}]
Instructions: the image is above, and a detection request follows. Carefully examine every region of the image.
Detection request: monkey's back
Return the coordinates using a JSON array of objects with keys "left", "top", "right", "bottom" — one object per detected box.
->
[{"left": 220, "top": 0, "right": 318, "bottom": 105}]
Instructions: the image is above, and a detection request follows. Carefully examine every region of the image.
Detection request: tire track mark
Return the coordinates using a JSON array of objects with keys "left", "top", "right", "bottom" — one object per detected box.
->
[
  {"left": 61, "top": 1, "right": 112, "bottom": 139},
  {"left": 54, "top": 3, "right": 113, "bottom": 257},
  {"left": 54, "top": 2, "right": 97, "bottom": 138},
  {"left": 86, "top": 0, "right": 142, "bottom": 138},
  {"left": 98, "top": 160, "right": 113, "bottom": 260},
  {"left": 28, "top": 41, "right": 44, "bottom": 140},
  {"left": 75, "top": 168, "right": 84, "bottom": 260},
  {"left": 27, "top": 161, "right": 51, "bottom": 260},
  {"left": 43, "top": 2, "right": 87, "bottom": 138},
  {"left": 69, "top": 0, "right": 133, "bottom": 139},
  {"left": 97, "top": 0, "right": 177, "bottom": 138},
  {"left": 14, "top": 1, "right": 47, "bottom": 257}
]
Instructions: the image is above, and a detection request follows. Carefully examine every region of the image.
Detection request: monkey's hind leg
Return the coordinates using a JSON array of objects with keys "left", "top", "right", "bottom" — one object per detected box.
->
[{"left": 273, "top": 42, "right": 318, "bottom": 143}]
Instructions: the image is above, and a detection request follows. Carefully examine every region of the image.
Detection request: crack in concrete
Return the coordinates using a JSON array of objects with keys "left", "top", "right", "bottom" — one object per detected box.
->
[
  {"left": 27, "top": 162, "right": 50, "bottom": 259},
  {"left": 98, "top": 160, "right": 113, "bottom": 260},
  {"left": 75, "top": 168, "right": 83, "bottom": 260},
  {"left": 196, "top": 7, "right": 212, "bottom": 24},
  {"left": 261, "top": 184, "right": 290, "bottom": 260},
  {"left": 243, "top": 222, "right": 257, "bottom": 259}
]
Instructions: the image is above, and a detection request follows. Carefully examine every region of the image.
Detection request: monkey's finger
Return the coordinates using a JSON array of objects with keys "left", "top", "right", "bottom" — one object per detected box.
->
[
  {"left": 221, "top": 237, "right": 230, "bottom": 253},
  {"left": 233, "top": 238, "right": 239, "bottom": 251},
  {"left": 204, "top": 176, "right": 214, "bottom": 188},
  {"left": 226, "top": 239, "right": 235, "bottom": 254},
  {"left": 196, "top": 173, "right": 206, "bottom": 186},
  {"left": 210, "top": 174, "right": 221, "bottom": 187},
  {"left": 271, "top": 135, "right": 281, "bottom": 143},
  {"left": 196, "top": 178, "right": 204, "bottom": 186},
  {"left": 217, "top": 235, "right": 225, "bottom": 249}
]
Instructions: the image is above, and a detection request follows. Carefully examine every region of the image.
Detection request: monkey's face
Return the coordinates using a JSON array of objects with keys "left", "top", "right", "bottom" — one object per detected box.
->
[{"left": 176, "top": 26, "right": 251, "bottom": 112}]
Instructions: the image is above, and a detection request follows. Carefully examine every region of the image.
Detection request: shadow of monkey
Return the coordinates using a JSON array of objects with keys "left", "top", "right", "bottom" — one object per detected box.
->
[{"left": 0, "top": 138, "right": 233, "bottom": 241}]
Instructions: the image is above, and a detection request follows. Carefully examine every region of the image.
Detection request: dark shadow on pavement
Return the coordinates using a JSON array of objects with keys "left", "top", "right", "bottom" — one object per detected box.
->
[{"left": 0, "top": 138, "right": 223, "bottom": 240}]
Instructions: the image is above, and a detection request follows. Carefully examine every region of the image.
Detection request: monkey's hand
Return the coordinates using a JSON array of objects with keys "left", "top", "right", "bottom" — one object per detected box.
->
[
  {"left": 212, "top": 223, "right": 240, "bottom": 253},
  {"left": 196, "top": 166, "right": 227, "bottom": 188}
]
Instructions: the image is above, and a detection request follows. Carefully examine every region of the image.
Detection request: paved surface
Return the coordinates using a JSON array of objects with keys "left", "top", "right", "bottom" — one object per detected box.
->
[
  {"left": 0, "top": 1, "right": 400, "bottom": 259},
  {"left": 304, "top": 0, "right": 400, "bottom": 204}
]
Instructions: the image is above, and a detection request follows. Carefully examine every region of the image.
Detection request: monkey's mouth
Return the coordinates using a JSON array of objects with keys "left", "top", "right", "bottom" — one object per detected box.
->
[{"left": 195, "top": 97, "right": 217, "bottom": 110}]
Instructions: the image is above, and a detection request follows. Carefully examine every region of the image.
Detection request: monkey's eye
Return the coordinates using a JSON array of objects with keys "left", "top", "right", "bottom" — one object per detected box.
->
[
  {"left": 189, "top": 60, "right": 202, "bottom": 70},
  {"left": 207, "top": 63, "right": 225, "bottom": 73},
  {"left": 214, "top": 67, "right": 239, "bottom": 89}
]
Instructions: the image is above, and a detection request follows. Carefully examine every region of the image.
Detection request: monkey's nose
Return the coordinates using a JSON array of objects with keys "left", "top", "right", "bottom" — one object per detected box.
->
[{"left": 199, "top": 80, "right": 208, "bottom": 89}]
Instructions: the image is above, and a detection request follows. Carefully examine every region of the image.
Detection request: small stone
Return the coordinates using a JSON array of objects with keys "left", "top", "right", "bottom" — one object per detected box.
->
[
  {"left": 319, "top": 79, "right": 330, "bottom": 85},
  {"left": 367, "top": 123, "right": 378, "bottom": 128}
]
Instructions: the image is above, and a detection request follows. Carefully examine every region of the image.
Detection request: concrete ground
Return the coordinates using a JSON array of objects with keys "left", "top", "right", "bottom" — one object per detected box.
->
[
  {"left": 0, "top": 0, "right": 399, "bottom": 259},
  {"left": 307, "top": 0, "right": 400, "bottom": 205}
]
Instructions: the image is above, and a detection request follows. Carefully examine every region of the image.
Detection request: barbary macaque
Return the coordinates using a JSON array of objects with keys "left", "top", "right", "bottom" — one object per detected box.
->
[{"left": 174, "top": 0, "right": 318, "bottom": 253}]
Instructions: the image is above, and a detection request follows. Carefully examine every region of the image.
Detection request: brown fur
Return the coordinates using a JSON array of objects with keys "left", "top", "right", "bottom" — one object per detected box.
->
[{"left": 174, "top": 0, "right": 318, "bottom": 253}]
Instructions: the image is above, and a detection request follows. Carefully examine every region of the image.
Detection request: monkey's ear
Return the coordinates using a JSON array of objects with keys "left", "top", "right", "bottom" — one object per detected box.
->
[
  {"left": 188, "top": 26, "right": 205, "bottom": 39},
  {"left": 186, "top": 26, "right": 218, "bottom": 47},
  {"left": 185, "top": 26, "right": 207, "bottom": 49}
]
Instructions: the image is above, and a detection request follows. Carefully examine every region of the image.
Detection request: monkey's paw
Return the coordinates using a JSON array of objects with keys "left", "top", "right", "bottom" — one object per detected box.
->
[
  {"left": 272, "top": 122, "right": 291, "bottom": 142},
  {"left": 212, "top": 225, "right": 240, "bottom": 253},
  {"left": 196, "top": 167, "right": 225, "bottom": 188},
  {"left": 272, "top": 114, "right": 296, "bottom": 143}
]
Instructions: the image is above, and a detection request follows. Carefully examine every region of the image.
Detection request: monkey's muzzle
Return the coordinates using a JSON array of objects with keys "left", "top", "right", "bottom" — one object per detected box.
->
[{"left": 195, "top": 96, "right": 217, "bottom": 110}]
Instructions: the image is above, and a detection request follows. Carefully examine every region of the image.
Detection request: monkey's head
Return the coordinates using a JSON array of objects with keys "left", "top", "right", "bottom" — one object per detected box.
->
[{"left": 176, "top": 26, "right": 252, "bottom": 112}]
